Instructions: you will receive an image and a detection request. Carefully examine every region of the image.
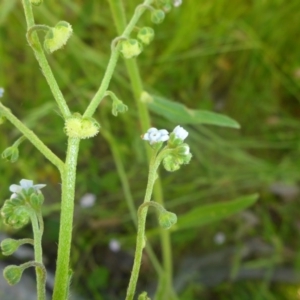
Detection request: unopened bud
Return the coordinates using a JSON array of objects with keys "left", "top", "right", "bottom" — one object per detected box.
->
[
  {"left": 3, "top": 265, "right": 23, "bottom": 285},
  {"left": 137, "top": 27, "right": 155, "bottom": 45},
  {"left": 44, "top": 21, "right": 73, "bottom": 53},
  {"left": 29, "top": 192, "right": 44, "bottom": 210},
  {"left": 1, "top": 239, "right": 19, "bottom": 256},
  {"left": 119, "top": 39, "right": 143, "bottom": 59},
  {"left": 158, "top": 211, "right": 177, "bottom": 229},
  {"left": 2, "top": 146, "right": 19, "bottom": 163},
  {"left": 151, "top": 10, "right": 165, "bottom": 24},
  {"left": 112, "top": 99, "right": 128, "bottom": 116}
]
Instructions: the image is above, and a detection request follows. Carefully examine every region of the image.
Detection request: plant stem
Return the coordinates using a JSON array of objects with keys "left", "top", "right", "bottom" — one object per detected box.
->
[
  {"left": 52, "top": 137, "right": 80, "bottom": 300},
  {"left": 0, "top": 103, "right": 64, "bottom": 173},
  {"left": 101, "top": 126, "right": 163, "bottom": 276},
  {"left": 125, "top": 149, "right": 160, "bottom": 300},
  {"left": 21, "top": 0, "right": 71, "bottom": 119},
  {"left": 83, "top": 0, "right": 153, "bottom": 118},
  {"left": 30, "top": 210, "right": 46, "bottom": 300},
  {"left": 108, "top": 1, "right": 175, "bottom": 298}
]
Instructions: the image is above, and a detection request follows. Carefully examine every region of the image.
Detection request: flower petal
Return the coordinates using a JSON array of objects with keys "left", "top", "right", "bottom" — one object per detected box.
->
[
  {"left": 9, "top": 184, "right": 22, "bottom": 193},
  {"left": 20, "top": 179, "right": 33, "bottom": 189},
  {"left": 33, "top": 184, "right": 46, "bottom": 191}
]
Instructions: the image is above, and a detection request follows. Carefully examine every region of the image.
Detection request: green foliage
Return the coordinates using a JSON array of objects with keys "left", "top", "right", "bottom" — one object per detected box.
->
[
  {"left": 147, "top": 95, "right": 240, "bottom": 128},
  {"left": 1, "top": 0, "right": 300, "bottom": 299}
]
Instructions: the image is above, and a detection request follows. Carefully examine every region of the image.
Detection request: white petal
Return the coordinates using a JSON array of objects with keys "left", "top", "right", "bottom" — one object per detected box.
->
[
  {"left": 173, "top": 0, "right": 182, "bottom": 7},
  {"left": 147, "top": 127, "right": 158, "bottom": 134},
  {"left": 20, "top": 179, "right": 33, "bottom": 189},
  {"left": 10, "top": 193, "right": 18, "bottom": 199},
  {"left": 158, "top": 129, "right": 169, "bottom": 135},
  {"left": 160, "top": 135, "right": 170, "bottom": 142},
  {"left": 173, "top": 125, "right": 188, "bottom": 140},
  {"left": 33, "top": 184, "right": 46, "bottom": 191},
  {"left": 143, "top": 133, "right": 150, "bottom": 140},
  {"left": 9, "top": 184, "right": 22, "bottom": 193}
]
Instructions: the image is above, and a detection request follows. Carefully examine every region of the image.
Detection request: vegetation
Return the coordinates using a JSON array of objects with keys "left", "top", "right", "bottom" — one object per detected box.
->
[{"left": 1, "top": 0, "right": 300, "bottom": 299}]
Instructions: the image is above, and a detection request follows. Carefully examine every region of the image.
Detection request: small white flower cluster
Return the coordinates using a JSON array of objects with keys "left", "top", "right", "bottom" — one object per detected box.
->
[
  {"left": 9, "top": 179, "right": 46, "bottom": 199},
  {"left": 142, "top": 125, "right": 188, "bottom": 145},
  {"left": 173, "top": 0, "right": 182, "bottom": 7},
  {"left": 0, "top": 87, "right": 4, "bottom": 98}
]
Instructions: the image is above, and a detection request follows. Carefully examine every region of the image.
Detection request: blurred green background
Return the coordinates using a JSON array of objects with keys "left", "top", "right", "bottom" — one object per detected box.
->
[{"left": 1, "top": 0, "right": 300, "bottom": 299}]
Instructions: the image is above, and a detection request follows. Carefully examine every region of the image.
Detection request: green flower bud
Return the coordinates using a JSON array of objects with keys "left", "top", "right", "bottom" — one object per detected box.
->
[
  {"left": 162, "top": 3, "right": 172, "bottom": 12},
  {"left": 158, "top": 211, "right": 177, "bottom": 229},
  {"left": 138, "top": 292, "right": 151, "bottom": 300},
  {"left": 137, "top": 27, "right": 155, "bottom": 45},
  {"left": 176, "top": 143, "right": 190, "bottom": 156},
  {"left": 44, "top": 21, "right": 73, "bottom": 53},
  {"left": 151, "top": 10, "right": 165, "bottom": 24},
  {"left": 1, "top": 146, "right": 19, "bottom": 163},
  {"left": 30, "top": 0, "right": 43, "bottom": 5},
  {"left": 140, "top": 91, "right": 153, "bottom": 103},
  {"left": 1, "top": 201, "right": 30, "bottom": 229},
  {"left": 112, "top": 99, "right": 128, "bottom": 116},
  {"left": 64, "top": 114, "right": 100, "bottom": 139},
  {"left": 1, "top": 239, "right": 20, "bottom": 256},
  {"left": 167, "top": 132, "right": 184, "bottom": 148},
  {"left": 119, "top": 39, "right": 143, "bottom": 59},
  {"left": 3, "top": 265, "right": 24, "bottom": 285},
  {"left": 29, "top": 192, "right": 44, "bottom": 210},
  {"left": 163, "top": 154, "right": 181, "bottom": 172}
]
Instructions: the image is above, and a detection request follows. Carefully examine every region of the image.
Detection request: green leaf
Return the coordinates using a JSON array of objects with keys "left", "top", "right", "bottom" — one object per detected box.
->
[
  {"left": 176, "top": 194, "right": 258, "bottom": 230},
  {"left": 147, "top": 95, "right": 240, "bottom": 128}
]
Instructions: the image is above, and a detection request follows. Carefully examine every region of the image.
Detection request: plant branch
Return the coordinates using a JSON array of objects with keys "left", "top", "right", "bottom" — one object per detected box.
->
[
  {"left": 0, "top": 102, "right": 64, "bottom": 173},
  {"left": 21, "top": 0, "right": 71, "bottom": 119}
]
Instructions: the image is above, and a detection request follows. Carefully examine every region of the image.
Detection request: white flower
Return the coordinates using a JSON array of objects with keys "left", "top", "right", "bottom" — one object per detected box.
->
[
  {"left": 142, "top": 127, "right": 169, "bottom": 145},
  {"left": 109, "top": 239, "right": 121, "bottom": 252},
  {"left": 173, "top": 125, "right": 188, "bottom": 140},
  {"left": 173, "top": 0, "right": 182, "bottom": 7},
  {"left": 0, "top": 87, "right": 4, "bottom": 98},
  {"left": 214, "top": 232, "right": 226, "bottom": 245},
  {"left": 80, "top": 193, "right": 96, "bottom": 208},
  {"left": 9, "top": 179, "right": 46, "bottom": 194}
]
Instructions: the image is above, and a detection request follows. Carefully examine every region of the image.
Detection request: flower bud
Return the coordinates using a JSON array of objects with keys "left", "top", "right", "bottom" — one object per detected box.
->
[
  {"left": 64, "top": 114, "right": 100, "bottom": 139},
  {"left": 163, "top": 155, "right": 180, "bottom": 172},
  {"left": 162, "top": 3, "right": 172, "bottom": 12},
  {"left": 138, "top": 292, "right": 151, "bottom": 300},
  {"left": 3, "top": 265, "right": 24, "bottom": 285},
  {"left": 119, "top": 39, "right": 143, "bottom": 59},
  {"left": 140, "top": 91, "right": 153, "bottom": 103},
  {"left": 29, "top": 192, "right": 44, "bottom": 210},
  {"left": 1, "top": 201, "right": 30, "bottom": 229},
  {"left": 151, "top": 10, "right": 165, "bottom": 24},
  {"left": 158, "top": 211, "right": 177, "bottom": 229},
  {"left": 30, "top": 0, "right": 43, "bottom": 5},
  {"left": 1, "top": 239, "right": 20, "bottom": 256},
  {"left": 1, "top": 146, "right": 19, "bottom": 163},
  {"left": 112, "top": 99, "right": 128, "bottom": 116},
  {"left": 44, "top": 21, "right": 73, "bottom": 53},
  {"left": 176, "top": 144, "right": 190, "bottom": 156},
  {"left": 137, "top": 27, "right": 155, "bottom": 45}
]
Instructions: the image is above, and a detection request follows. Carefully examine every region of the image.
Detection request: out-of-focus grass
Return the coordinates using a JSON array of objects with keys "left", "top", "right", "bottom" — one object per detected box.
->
[{"left": 1, "top": 0, "right": 300, "bottom": 299}]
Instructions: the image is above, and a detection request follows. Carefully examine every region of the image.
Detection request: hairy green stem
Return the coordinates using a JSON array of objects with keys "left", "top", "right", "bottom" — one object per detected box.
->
[
  {"left": 21, "top": 0, "right": 71, "bottom": 119},
  {"left": 30, "top": 210, "right": 46, "bottom": 300},
  {"left": 101, "top": 126, "right": 163, "bottom": 276},
  {"left": 52, "top": 137, "right": 80, "bottom": 300},
  {"left": 108, "top": 1, "right": 175, "bottom": 298},
  {"left": 125, "top": 149, "right": 160, "bottom": 300},
  {"left": 0, "top": 103, "right": 64, "bottom": 173},
  {"left": 83, "top": 0, "right": 153, "bottom": 118}
]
